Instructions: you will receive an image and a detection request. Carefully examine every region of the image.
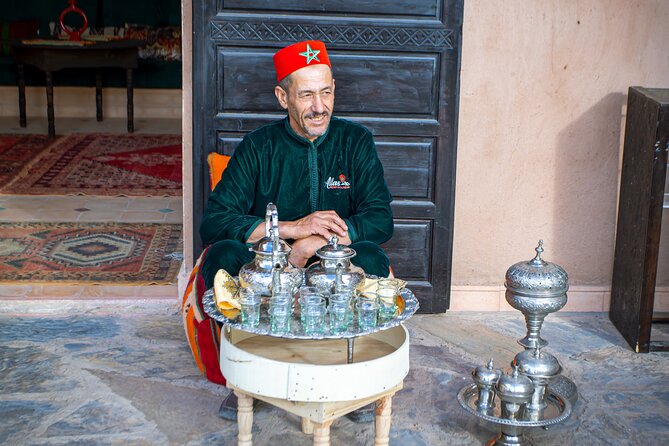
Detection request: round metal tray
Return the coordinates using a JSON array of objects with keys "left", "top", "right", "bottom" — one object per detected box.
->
[
  {"left": 457, "top": 382, "right": 572, "bottom": 427},
  {"left": 202, "top": 286, "right": 419, "bottom": 340}
]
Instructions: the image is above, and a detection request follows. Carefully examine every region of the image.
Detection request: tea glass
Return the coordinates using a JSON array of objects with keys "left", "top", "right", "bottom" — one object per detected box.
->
[
  {"left": 298, "top": 288, "right": 326, "bottom": 323},
  {"left": 303, "top": 302, "right": 327, "bottom": 335},
  {"left": 357, "top": 299, "right": 378, "bottom": 330},
  {"left": 329, "top": 293, "right": 352, "bottom": 333},
  {"left": 239, "top": 288, "right": 261, "bottom": 328},
  {"left": 334, "top": 282, "right": 357, "bottom": 298},
  {"left": 269, "top": 295, "right": 292, "bottom": 334},
  {"left": 377, "top": 278, "right": 399, "bottom": 320}
]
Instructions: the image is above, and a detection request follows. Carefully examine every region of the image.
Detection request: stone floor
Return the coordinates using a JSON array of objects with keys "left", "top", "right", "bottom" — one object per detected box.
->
[{"left": 1, "top": 299, "right": 668, "bottom": 446}]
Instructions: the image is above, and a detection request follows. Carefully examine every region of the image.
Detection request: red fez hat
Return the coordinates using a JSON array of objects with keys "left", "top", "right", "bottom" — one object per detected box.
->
[{"left": 273, "top": 40, "right": 331, "bottom": 83}]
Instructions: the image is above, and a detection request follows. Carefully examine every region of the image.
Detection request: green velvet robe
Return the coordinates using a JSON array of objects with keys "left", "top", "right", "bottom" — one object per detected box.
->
[{"left": 200, "top": 117, "right": 393, "bottom": 246}]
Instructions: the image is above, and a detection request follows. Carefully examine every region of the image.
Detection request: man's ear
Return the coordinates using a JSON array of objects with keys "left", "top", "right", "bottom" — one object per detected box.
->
[{"left": 274, "top": 86, "right": 288, "bottom": 110}]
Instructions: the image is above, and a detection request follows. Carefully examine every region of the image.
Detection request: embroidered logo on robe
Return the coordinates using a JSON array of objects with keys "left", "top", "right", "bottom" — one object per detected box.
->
[{"left": 325, "top": 174, "right": 351, "bottom": 189}]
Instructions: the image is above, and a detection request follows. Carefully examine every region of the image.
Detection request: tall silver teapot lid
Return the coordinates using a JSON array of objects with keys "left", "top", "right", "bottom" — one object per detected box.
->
[
  {"left": 250, "top": 203, "right": 291, "bottom": 255},
  {"left": 472, "top": 358, "right": 501, "bottom": 386},
  {"left": 316, "top": 235, "right": 356, "bottom": 260},
  {"left": 504, "top": 240, "right": 568, "bottom": 297}
]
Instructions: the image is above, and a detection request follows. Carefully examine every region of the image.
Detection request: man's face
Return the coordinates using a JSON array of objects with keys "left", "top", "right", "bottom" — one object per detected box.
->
[{"left": 275, "top": 64, "right": 335, "bottom": 141}]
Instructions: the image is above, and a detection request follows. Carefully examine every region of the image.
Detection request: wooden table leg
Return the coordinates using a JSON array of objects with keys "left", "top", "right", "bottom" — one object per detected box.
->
[
  {"left": 17, "top": 64, "right": 26, "bottom": 128},
  {"left": 312, "top": 420, "right": 333, "bottom": 446},
  {"left": 235, "top": 390, "right": 253, "bottom": 446},
  {"left": 45, "top": 71, "right": 55, "bottom": 139},
  {"left": 374, "top": 394, "right": 394, "bottom": 446},
  {"left": 301, "top": 417, "right": 314, "bottom": 434},
  {"left": 96, "top": 71, "right": 103, "bottom": 122},
  {"left": 126, "top": 68, "right": 134, "bottom": 133}
]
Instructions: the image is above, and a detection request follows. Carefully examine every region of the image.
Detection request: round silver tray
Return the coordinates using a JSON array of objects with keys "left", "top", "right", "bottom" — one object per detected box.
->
[
  {"left": 202, "top": 286, "right": 419, "bottom": 340},
  {"left": 457, "top": 382, "right": 572, "bottom": 427}
]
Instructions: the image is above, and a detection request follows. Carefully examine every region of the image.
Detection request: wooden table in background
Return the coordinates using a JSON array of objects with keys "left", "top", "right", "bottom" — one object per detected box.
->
[{"left": 12, "top": 39, "right": 143, "bottom": 138}]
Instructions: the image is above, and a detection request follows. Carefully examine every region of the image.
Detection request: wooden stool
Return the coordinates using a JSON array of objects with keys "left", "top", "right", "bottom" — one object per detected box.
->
[{"left": 220, "top": 325, "right": 410, "bottom": 446}]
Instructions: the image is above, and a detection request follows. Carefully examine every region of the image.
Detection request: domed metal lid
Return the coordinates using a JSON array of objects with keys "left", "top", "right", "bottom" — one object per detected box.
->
[
  {"left": 250, "top": 229, "right": 292, "bottom": 255},
  {"left": 496, "top": 365, "right": 534, "bottom": 399},
  {"left": 504, "top": 240, "right": 568, "bottom": 297},
  {"left": 316, "top": 235, "right": 356, "bottom": 260},
  {"left": 472, "top": 358, "right": 501, "bottom": 386},
  {"left": 513, "top": 347, "right": 561, "bottom": 379}
]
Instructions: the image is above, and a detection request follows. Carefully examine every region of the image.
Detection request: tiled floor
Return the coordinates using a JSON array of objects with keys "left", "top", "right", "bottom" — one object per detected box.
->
[
  {"left": 1, "top": 301, "right": 667, "bottom": 446},
  {"left": 0, "top": 196, "right": 182, "bottom": 224},
  {"left": 0, "top": 117, "right": 183, "bottom": 300}
]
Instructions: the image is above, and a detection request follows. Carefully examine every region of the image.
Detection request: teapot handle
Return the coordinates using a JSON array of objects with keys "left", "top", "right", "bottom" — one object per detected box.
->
[{"left": 265, "top": 203, "right": 280, "bottom": 239}]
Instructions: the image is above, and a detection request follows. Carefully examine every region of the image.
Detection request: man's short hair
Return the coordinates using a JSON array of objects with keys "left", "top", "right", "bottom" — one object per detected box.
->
[{"left": 278, "top": 75, "right": 292, "bottom": 93}]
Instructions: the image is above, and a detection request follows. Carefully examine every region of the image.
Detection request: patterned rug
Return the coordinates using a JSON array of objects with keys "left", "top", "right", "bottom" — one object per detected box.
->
[
  {"left": 0, "top": 222, "right": 183, "bottom": 284},
  {"left": 0, "top": 134, "right": 55, "bottom": 189},
  {"left": 0, "top": 133, "right": 182, "bottom": 196}
]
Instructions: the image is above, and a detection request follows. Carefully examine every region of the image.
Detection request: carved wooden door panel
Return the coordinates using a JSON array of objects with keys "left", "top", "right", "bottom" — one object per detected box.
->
[{"left": 192, "top": 0, "right": 462, "bottom": 312}]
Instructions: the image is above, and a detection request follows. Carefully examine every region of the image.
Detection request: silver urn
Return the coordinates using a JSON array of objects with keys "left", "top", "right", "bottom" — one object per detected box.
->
[
  {"left": 505, "top": 240, "right": 568, "bottom": 349},
  {"left": 305, "top": 235, "right": 365, "bottom": 293},
  {"left": 495, "top": 364, "right": 534, "bottom": 422},
  {"left": 472, "top": 358, "right": 501, "bottom": 414},
  {"left": 239, "top": 203, "right": 304, "bottom": 297},
  {"left": 513, "top": 347, "right": 561, "bottom": 420}
]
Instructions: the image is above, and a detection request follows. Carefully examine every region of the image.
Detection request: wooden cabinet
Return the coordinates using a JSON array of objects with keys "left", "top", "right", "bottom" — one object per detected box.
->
[{"left": 610, "top": 87, "right": 669, "bottom": 352}]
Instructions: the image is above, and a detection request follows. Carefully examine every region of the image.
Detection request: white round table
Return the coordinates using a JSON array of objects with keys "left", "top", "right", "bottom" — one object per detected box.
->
[{"left": 220, "top": 324, "right": 411, "bottom": 446}]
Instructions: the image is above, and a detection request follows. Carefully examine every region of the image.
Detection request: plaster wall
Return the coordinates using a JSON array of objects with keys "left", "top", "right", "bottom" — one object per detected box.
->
[
  {"left": 452, "top": 0, "right": 669, "bottom": 310},
  {"left": 0, "top": 87, "right": 181, "bottom": 119}
]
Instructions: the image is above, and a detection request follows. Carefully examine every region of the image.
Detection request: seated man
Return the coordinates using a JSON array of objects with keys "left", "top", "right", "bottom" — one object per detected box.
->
[{"left": 199, "top": 40, "right": 394, "bottom": 422}]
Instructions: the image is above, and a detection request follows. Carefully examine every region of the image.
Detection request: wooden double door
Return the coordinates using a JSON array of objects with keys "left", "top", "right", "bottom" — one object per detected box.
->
[{"left": 192, "top": 0, "right": 463, "bottom": 312}]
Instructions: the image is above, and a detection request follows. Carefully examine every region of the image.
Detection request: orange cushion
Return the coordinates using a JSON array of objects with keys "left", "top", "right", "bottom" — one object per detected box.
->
[{"left": 207, "top": 152, "right": 231, "bottom": 191}]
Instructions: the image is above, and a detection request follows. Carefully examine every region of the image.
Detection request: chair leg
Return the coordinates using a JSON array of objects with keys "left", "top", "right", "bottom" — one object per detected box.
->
[
  {"left": 235, "top": 390, "right": 254, "bottom": 446},
  {"left": 374, "top": 394, "right": 394, "bottom": 446},
  {"left": 302, "top": 417, "right": 314, "bottom": 434},
  {"left": 312, "top": 420, "right": 333, "bottom": 446}
]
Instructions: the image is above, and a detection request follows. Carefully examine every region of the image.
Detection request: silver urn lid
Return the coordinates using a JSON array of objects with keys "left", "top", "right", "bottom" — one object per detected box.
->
[
  {"left": 316, "top": 235, "right": 356, "bottom": 260},
  {"left": 496, "top": 364, "right": 534, "bottom": 403},
  {"left": 504, "top": 240, "right": 568, "bottom": 298},
  {"left": 513, "top": 347, "right": 561, "bottom": 379},
  {"left": 472, "top": 358, "right": 501, "bottom": 387}
]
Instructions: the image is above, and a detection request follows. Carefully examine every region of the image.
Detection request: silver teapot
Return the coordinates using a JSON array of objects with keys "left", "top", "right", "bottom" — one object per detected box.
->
[
  {"left": 472, "top": 358, "right": 502, "bottom": 414},
  {"left": 238, "top": 203, "right": 304, "bottom": 297},
  {"left": 505, "top": 240, "right": 568, "bottom": 349},
  {"left": 305, "top": 235, "right": 365, "bottom": 293},
  {"left": 513, "top": 346, "right": 561, "bottom": 419},
  {"left": 496, "top": 364, "right": 534, "bottom": 421}
]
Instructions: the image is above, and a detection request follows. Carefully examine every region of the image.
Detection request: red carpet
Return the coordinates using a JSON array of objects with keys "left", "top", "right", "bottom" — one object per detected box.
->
[
  {"left": 0, "top": 222, "right": 183, "bottom": 284},
  {"left": 0, "top": 133, "right": 182, "bottom": 196},
  {"left": 0, "top": 134, "right": 55, "bottom": 189}
]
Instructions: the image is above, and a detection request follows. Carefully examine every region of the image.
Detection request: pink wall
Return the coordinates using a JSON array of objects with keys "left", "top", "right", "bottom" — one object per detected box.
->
[{"left": 454, "top": 0, "right": 669, "bottom": 293}]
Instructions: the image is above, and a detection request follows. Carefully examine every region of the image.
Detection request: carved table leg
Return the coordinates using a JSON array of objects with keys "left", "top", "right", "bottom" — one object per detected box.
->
[
  {"left": 374, "top": 394, "right": 394, "bottom": 446},
  {"left": 45, "top": 71, "right": 55, "bottom": 139},
  {"left": 235, "top": 390, "right": 253, "bottom": 446},
  {"left": 96, "top": 71, "right": 103, "bottom": 121},
  {"left": 301, "top": 417, "right": 314, "bottom": 434},
  {"left": 312, "top": 420, "right": 333, "bottom": 446},
  {"left": 17, "top": 64, "right": 26, "bottom": 127}
]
